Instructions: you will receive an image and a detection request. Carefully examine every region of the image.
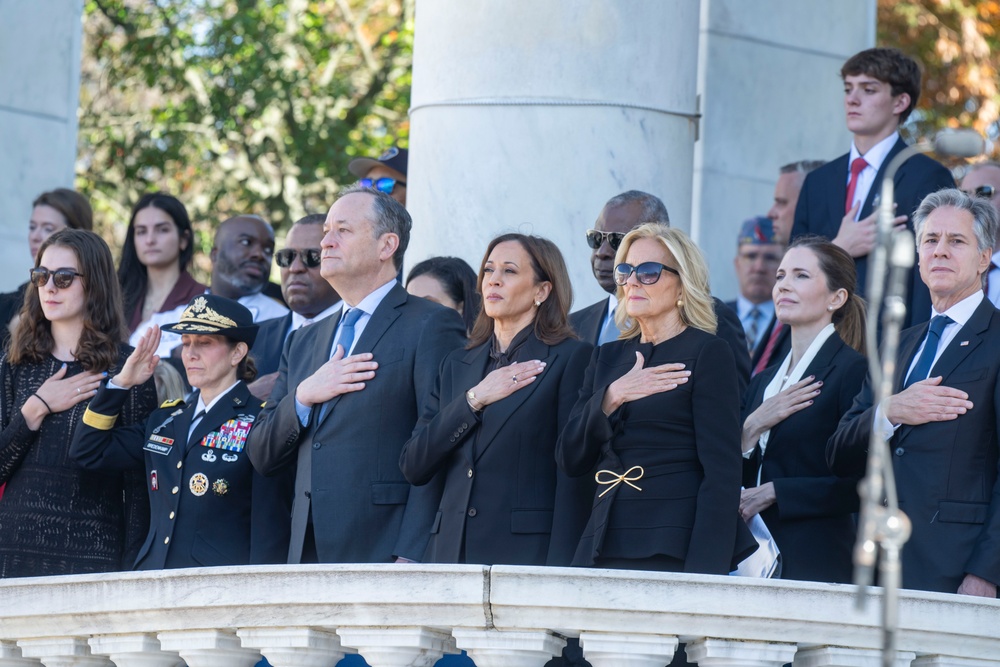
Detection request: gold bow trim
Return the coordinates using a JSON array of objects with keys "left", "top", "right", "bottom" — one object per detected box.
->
[{"left": 595, "top": 465, "right": 644, "bottom": 498}]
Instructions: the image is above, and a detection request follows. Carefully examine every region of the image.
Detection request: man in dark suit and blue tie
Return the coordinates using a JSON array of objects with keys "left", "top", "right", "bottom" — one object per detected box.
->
[
  {"left": 247, "top": 186, "right": 465, "bottom": 564},
  {"left": 248, "top": 214, "right": 342, "bottom": 401},
  {"left": 791, "top": 47, "right": 954, "bottom": 328},
  {"left": 829, "top": 189, "right": 1000, "bottom": 597}
]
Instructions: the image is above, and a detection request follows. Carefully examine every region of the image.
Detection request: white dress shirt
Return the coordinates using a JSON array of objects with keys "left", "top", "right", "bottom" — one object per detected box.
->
[{"left": 847, "top": 131, "right": 899, "bottom": 219}]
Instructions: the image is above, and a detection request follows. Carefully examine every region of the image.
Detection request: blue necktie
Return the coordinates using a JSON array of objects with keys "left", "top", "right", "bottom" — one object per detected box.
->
[
  {"left": 335, "top": 307, "right": 364, "bottom": 356},
  {"left": 598, "top": 308, "right": 620, "bottom": 345},
  {"left": 903, "top": 315, "right": 953, "bottom": 389}
]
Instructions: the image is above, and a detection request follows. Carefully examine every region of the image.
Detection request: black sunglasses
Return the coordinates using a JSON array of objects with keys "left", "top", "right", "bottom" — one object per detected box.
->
[
  {"left": 275, "top": 248, "right": 322, "bottom": 269},
  {"left": 614, "top": 261, "right": 680, "bottom": 286},
  {"left": 30, "top": 267, "right": 84, "bottom": 290},
  {"left": 586, "top": 229, "right": 626, "bottom": 250},
  {"left": 962, "top": 184, "right": 996, "bottom": 200},
  {"left": 359, "top": 177, "right": 406, "bottom": 194}
]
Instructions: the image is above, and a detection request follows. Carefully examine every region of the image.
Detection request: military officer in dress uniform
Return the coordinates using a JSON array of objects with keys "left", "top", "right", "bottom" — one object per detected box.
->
[{"left": 71, "top": 294, "right": 292, "bottom": 569}]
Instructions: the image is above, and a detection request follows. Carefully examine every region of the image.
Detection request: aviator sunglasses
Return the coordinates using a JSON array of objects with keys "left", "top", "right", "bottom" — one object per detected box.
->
[
  {"left": 275, "top": 248, "right": 322, "bottom": 269},
  {"left": 30, "top": 267, "right": 84, "bottom": 289},
  {"left": 585, "top": 229, "right": 626, "bottom": 251},
  {"left": 614, "top": 261, "right": 680, "bottom": 286},
  {"left": 962, "top": 184, "right": 996, "bottom": 200},
  {"left": 359, "top": 177, "right": 406, "bottom": 194}
]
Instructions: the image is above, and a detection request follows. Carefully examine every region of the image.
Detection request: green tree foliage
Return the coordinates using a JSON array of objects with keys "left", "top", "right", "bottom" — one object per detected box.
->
[
  {"left": 879, "top": 0, "right": 1000, "bottom": 158},
  {"left": 77, "top": 0, "right": 413, "bottom": 269}
]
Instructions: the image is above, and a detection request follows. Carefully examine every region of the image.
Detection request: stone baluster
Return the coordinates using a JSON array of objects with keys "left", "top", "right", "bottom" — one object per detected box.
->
[
  {"left": 0, "top": 641, "right": 40, "bottom": 667},
  {"left": 794, "top": 647, "right": 915, "bottom": 667},
  {"left": 88, "top": 634, "right": 182, "bottom": 667},
  {"left": 237, "top": 627, "right": 353, "bottom": 667},
  {"left": 579, "top": 632, "right": 680, "bottom": 667},
  {"left": 335, "top": 627, "right": 454, "bottom": 667},
  {"left": 451, "top": 629, "right": 566, "bottom": 667},
  {"left": 17, "top": 638, "right": 112, "bottom": 667},
  {"left": 912, "top": 657, "right": 998, "bottom": 667},
  {"left": 685, "top": 639, "right": 797, "bottom": 667},
  {"left": 156, "top": 630, "right": 259, "bottom": 667}
]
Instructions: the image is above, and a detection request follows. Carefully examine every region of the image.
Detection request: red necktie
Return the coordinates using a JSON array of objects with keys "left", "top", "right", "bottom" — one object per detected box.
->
[
  {"left": 752, "top": 322, "right": 785, "bottom": 376},
  {"left": 845, "top": 157, "right": 868, "bottom": 213}
]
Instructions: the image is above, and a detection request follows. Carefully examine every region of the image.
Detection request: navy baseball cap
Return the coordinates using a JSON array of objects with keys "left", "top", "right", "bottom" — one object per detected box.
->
[{"left": 348, "top": 146, "right": 408, "bottom": 178}]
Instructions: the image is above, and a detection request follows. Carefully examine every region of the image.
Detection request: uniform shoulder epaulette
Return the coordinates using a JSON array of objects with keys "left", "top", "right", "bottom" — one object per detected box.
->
[{"left": 160, "top": 398, "right": 184, "bottom": 409}]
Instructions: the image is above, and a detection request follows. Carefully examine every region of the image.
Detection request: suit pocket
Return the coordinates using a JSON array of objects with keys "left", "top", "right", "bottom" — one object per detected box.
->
[
  {"left": 371, "top": 482, "right": 410, "bottom": 505},
  {"left": 510, "top": 509, "right": 553, "bottom": 534},
  {"left": 375, "top": 347, "right": 405, "bottom": 366},
  {"left": 430, "top": 510, "right": 442, "bottom": 534},
  {"left": 948, "top": 369, "right": 987, "bottom": 385},
  {"left": 937, "top": 500, "right": 988, "bottom": 525}
]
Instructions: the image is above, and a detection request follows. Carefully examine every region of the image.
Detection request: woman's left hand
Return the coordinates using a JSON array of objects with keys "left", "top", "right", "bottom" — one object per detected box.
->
[
  {"left": 740, "top": 482, "right": 776, "bottom": 520},
  {"left": 112, "top": 325, "right": 161, "bottom": 389}
]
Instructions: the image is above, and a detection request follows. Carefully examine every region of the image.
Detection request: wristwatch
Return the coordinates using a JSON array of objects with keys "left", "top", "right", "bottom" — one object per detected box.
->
[{"left": 467, "top": 389, "right": 484, "bottom": 412}]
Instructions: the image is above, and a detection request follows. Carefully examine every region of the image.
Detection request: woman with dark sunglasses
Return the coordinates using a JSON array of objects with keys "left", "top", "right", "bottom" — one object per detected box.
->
[
  {"left": 558, "top": 223, "right": 754, "bottom": 574},
  {"left": 400, "top": 233, "right": 592, "bottom": 566},
  {"left": 0, "top": 229, "right": 156, "bottom": 578},
  {"left": 119, "top": 193, "right": 207, "bottom": 354}
]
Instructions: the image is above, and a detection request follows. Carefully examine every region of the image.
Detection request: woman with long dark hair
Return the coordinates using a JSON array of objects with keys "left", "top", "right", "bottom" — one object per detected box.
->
[
  {"left": 739, "top": 237, "right": 867, "bottom": 583},
  {"left": 0, "top": 229, "right": 155, "bottom": 577},
  {"left": 119, "top": 193, "right": 206, "bottom": 350},
  {"left": 405, "top": 256, "right": 481, "bottom": 335}
]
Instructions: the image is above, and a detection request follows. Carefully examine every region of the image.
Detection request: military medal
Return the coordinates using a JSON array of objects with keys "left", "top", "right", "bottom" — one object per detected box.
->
[
  {"left": 212, "top": 479, "right": 229, "bottom": 496},
  {"left": 202, "top": 449, "right": 217, "bottom": 462},
  {"left": 189, "top": 472, "right": 209, "bottom": 496},
  {"left": 222, "top": 452, "right": 238, "bottom": 463}
]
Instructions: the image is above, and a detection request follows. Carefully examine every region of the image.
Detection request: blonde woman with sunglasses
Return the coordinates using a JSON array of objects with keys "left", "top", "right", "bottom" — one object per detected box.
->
[{"left": 0, "top": 229, "right": 156, "bottom": 578}]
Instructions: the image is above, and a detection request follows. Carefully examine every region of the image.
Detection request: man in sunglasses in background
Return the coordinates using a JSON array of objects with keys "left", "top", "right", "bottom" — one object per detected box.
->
[
  {"left": 961, "top": 163, "right": 1000, "bottom": 309},
  {"left": 348, "top": 146, "right": 408, "bottom": 208},
  {"left": 570, "top": 190, "right": 750, "bottom": 394},
  {"left": 249, "top": 214, "right": 342, "bottom": 401}
]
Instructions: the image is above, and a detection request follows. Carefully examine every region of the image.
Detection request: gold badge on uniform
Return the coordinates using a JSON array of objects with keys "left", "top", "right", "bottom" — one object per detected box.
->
[
  {"left": 212, "top": 478, "right": 229, "bottom": 496},
  {"left": 189, "top": 472, "right": 209, "bottom": 496}
]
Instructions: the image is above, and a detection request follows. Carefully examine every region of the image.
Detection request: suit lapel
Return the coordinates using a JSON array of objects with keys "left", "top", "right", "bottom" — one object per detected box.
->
[
  {"left": 928, "top": 298, "right": 994, "bottom": 380},
  {"left": 766, "top": 335, "right": 842, "bottom": 445},
  {"left": 860, "top": 137, "right": 908, "bottom": 218},
  {"left": 475, "top": 334, "right": 552, "bottom": 462},
  {"left": 894, "top": 323, "right": 927, "bottom": 392},
  {"left": 823, "top": 153, "right": 851, "bottom": 233}
]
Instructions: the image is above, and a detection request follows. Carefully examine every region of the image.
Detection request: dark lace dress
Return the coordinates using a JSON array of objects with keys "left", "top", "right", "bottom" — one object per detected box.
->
[{"left": 0, "top": 347, "right": 156, "bottom": 578}]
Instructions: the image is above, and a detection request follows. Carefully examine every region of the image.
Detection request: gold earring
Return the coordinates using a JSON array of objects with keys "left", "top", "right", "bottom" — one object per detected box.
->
[{"left": 676, "top": 299, "right": 684, "bottom": 308}]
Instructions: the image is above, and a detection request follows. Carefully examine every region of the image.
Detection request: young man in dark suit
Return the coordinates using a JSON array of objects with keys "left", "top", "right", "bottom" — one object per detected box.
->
[
  {"left": 570, "top": 190, "right": 750, "bottom": 394},
  {"left": 829, "top": 189, "right": 1000, "bottom": 597},
  {"left": 791, "top": 47, "right": 955, "bottom": 328},
  {"left": 248, "top": 214, "right": 342, "bottom": 400},
  {"left": 247, "top": 187, "right": 465, "bottom": 565}
]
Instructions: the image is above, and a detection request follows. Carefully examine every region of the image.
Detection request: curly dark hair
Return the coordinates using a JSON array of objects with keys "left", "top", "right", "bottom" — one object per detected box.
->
[{"left": 9, "top": 229, "right": 127, "bottom": 372}]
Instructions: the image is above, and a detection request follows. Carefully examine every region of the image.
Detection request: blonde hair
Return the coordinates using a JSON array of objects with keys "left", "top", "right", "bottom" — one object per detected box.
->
[
  {"left": 613, "top": 223, "right": 717, "bottom": 337},
  {"left": 153, "top": 361, "right": 187, "bottom": 404}
]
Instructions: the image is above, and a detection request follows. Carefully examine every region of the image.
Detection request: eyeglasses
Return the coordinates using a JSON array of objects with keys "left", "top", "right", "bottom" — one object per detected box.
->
[
  {"left": 585, "top": 230, "right": 626, "bottom": 251},
  {"left": 30, "top": 267, "right": 84, "bottom": 289},
  {"left": 275, "top": 248, "right": 322, "bottom": 268},
  {"left": 962, "top": 185, "right": 996, "bottom": 200},
  {"left": 359, "top": 177, "right": 406, "bottom": 194},
  {"left": 614, "top": 261, "right": 680, "bottom": 286}
]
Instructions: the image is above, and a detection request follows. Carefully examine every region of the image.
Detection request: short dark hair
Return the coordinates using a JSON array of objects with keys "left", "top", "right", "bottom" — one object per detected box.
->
[
  {"left": 406, "top": 256, "right": 481, "bottom": 334},
  {"left": 32, "top": 189, "right": 93, "bottom": 231},
  {"left": 294, "top": 213, "right": 327, "bottom": 226},
  {"left": 780, "top": 160, "right": 826, "bottom": 175},
  {"left": 338, "top": 186, "right": 411, "bottom": 270},
  {"left": 604, "top": 190, "right": 670, "bottom": 224},
  {"left": 468, "top": 234, "right": 577, "bottom": 348},
  {"left": 841, "top": 47, "right": 921, "bottom": 124}
]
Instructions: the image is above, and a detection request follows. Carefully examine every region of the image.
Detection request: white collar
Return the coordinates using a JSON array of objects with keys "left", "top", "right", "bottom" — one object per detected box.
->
[
  {"left": 849, "top": 131, "right": 899, "bottom": 172},
  {"left": 931, "top": 290, "right": 984, "bottom": 328},
  {"left": 347, "top": 278, "right": 397, "bottom": 315},
  {"left": 291, "top": 299, "right": 342, "bottom": 330},
  {"left": 194, "top": 380, "right": 242, "bottom": 417}
]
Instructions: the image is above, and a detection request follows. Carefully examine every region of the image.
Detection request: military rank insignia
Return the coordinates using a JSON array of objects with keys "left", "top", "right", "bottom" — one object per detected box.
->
[
  {"left": 200, "top": 415, "right": 255, "bottom": 452},
  {"left": 212, "top": 479, "right": 229, "bottom": 496}
]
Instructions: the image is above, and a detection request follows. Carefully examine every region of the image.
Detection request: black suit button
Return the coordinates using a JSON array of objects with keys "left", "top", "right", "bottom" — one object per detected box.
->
[
  {"left": 461, "top": 422, "right": 469, "bottom": 429},
  {"left": 304, "top": 490, "right": 311, "bottom": 499},
  {"left": 313, "top": 441, "right": 322, "bottom": 450},
  {"left": 449, "top": 436, "right": 456, "bottom": 443},
  {"left": 894, "top": 447, "right": 904, "bottom": 456},
  {"left": 467, "top": 507, "right": 477, "bottom": 517}
]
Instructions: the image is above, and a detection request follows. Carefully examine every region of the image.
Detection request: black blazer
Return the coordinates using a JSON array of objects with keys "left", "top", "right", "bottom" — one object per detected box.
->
[
  {"left": 791, "top": 137, "right": 954, "bottom": 328},
  {"left": 71, "top": 382, "right": 293, "bottom": 569},
  {"left": 742, "top": 333, "right": 866, "bottom": 583},
  {"left": 250, "top": 313, "right": 293, "bottom": 376},
  {"left": 829, "top": 297, "right": 1000, "bottom": 593},
  {"left": 246, "top": 283, "right": 467, "bottom": 564},
  {"left": 400, "top": 333, "right": 593, "bottom": 566},
  {"left": 557, "top": 330, "right": 750, "bottom": 574},
  {"left": 570, "top": 296, "right": 751, "bottom": 396}
]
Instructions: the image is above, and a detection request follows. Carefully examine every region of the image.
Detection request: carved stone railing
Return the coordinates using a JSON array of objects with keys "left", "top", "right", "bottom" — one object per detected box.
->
[{"left": 1, "top": 565, "right": 999, "bottom": 667}]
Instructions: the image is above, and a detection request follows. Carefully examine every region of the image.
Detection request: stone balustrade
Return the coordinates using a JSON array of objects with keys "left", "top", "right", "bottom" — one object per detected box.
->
[{"left": 2, "top": 565, "right": 998, "bottom": 667}]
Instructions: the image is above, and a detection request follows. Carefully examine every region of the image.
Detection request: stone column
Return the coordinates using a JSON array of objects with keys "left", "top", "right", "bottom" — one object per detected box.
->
[
  {"left": 685, "top": 639, "right": 797, "bottom": 667},
  {"left": 0, "top": 0, "right": 84, "bottom": 290},
  {"left": 407, "top": 0, "right": 701, "bottom": 308},
  {"left": 87, "top": 634, "right": 182, "bottom": 667},
  {"left": 579, "top": 632, "right": 679, "bottom": 667},
  {"left": 451, "top": 629, "right": 566, "bottom": 667},
  {"left": 334, "top": 627, "right": 454, "bottom": 667},
  {"left": 156, "top": 630, "right": 259, "bottom": 667},
  {"left": 16, "top": 639, "right": 111, "bottom": 667}
]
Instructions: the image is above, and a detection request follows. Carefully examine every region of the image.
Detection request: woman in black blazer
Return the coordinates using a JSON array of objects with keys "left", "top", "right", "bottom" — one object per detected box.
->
[
  {"left": 740, "top": 237, "right": 867, "bottom": 583},
  {"left": 400, "top": 234, "right": 592, "bottom": 566},
  {"left": 557, "top": 223, "right": 751, "bottom": 574}
]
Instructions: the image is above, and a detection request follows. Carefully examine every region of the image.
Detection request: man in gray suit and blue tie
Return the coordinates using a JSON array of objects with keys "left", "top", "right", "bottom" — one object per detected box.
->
[{"left": 247, "top": 186, "right": 465, "bottom": 564}]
